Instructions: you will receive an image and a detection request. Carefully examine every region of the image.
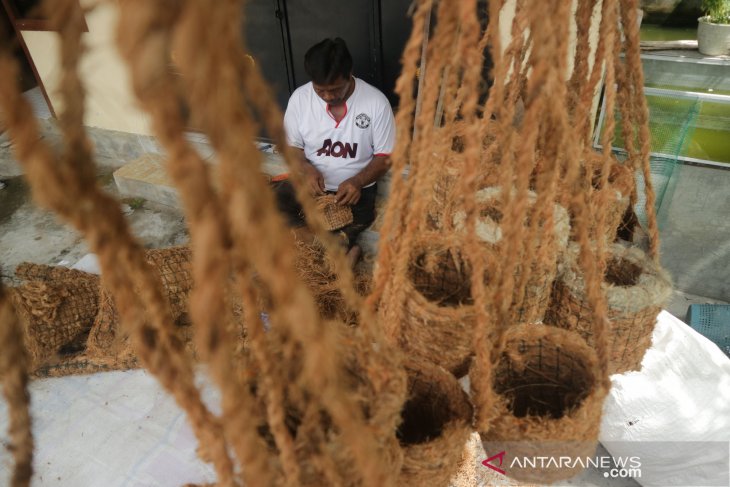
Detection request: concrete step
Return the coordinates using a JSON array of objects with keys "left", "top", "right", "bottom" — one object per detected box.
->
[
  {"left": 113, "top": 154, "right": 181, "bottom": 209},
  {"left": 113, "top": 149, "right": 289, "bottom": 210}
]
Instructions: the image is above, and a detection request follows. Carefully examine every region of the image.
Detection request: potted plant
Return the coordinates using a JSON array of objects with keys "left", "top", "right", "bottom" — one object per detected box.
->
[{"left": 698, "top": 0, "right": 730, "bottom": 55}]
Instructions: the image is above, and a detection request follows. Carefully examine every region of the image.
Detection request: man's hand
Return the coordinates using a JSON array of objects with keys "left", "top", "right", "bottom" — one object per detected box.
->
[
  {"left": 303, "top": 163, "right": 325, "bottom": 196},
  {"left": 336, "top": 176, "right": 362, "bottom": 206},
  {"left": 335, "top": 155, "right": 388, "bottom": 206}
]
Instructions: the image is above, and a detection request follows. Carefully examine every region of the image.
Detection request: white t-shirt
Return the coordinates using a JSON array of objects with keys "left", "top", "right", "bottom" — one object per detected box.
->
[{"left": 283, "top": 77, "right": 396, "bottom": 192}]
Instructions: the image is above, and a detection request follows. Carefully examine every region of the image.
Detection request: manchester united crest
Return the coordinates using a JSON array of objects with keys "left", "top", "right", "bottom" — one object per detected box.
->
[{"left": 355, "top": 113, "right": 371, "bottom": 129}]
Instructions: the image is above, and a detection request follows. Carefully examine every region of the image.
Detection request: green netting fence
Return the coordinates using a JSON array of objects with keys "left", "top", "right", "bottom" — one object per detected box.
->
[{"left": 595, "top": 87, "right": 701, "bottom": 229}]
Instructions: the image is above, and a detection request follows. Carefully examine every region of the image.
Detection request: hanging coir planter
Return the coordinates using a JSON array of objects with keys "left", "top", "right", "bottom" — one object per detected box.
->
[
  {"left": 257, "top": 324, "right": 406, "bottom": 486},
  {"left": 397, "top": 360, "right": 473, "bottom": 487},
  {"left": 453, "top": 187, "right": 571, "bottom": 324},
  {"left": 546, "top": 243, "right": 672, "bottom": 374},
  {"left": 478, "top": 323, "right": 606, "bottom": 483},
  {"left": 568, "top": 151, "right": 633, "bottom": 244},
  {"left": 427, "top": 151, "right": 501, "bottom": 230},
  {"left": 397, "top": 234, "right": 480, "bottom": 377}
]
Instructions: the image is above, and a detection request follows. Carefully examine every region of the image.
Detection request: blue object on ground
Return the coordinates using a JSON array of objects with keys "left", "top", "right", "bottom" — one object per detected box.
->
[
  {"left": 686, "top": 304, "right": 730, "bottom": 356},
  {"left": 260, "top": 312, "right": 270, "bottom": 332}
]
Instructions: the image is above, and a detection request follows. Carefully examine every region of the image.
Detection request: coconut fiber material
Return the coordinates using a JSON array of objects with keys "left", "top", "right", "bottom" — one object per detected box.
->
[
  {"left": 453, "top": 187, "right": 571, "bottom": 324},
  {"left": 397, "top": 360, "right": 473, "bottom": 487},
  {"left": 567, "top": 150, "right": 633, "bottom": 244},
  {"left": 478, "top": 324, "right": 606, "bottom": 483},
  {"left": 0, "top": 0, "right": 662, "bottom": 483},
  {"left": 87, "top": 246, "right": 193, "bottom": 365},
  {"left": 442, "top": 120, "right": 499, "bottom": 155},
  {"left": 292, "top": 237, "right": 371, "bottom": 324},
  {"left": 316, "top": 194, "right": 354, "bottom": 231},
  {"left": 428, "top": 167, "right": 502, "bottom": 231},
  {"left": 546, "top": 243, "right": 672, "bottom": 374},
  {"left": 255, "top": 235, "right": 372, "bottom": 325},
  {"left": 31, "top": 354, "right": 140, "bottom": 379},
  {"left": 10, "top": 271, "right": 100, "bottom": 370},
  {"left": 14, "top": 262, "right": 98, "bottom": 284},
  {"left": 392, "top": 233, "right": 480, "bottom": 377},
  {"left": 0, "top": 282, "right": 33, "bottom": 487},
  {"left": 256, "top": 324, "right": 407, "bottom": 486}
]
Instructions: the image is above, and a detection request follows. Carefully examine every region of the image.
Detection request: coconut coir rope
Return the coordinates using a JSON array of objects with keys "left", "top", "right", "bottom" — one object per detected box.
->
[
  {"left": 119, "top": 0, "right": 405, "bottom": 485},
  {"left": 371, "top": 5, "right": 661, "bottom": 481},
  {"left": 0, "top": 2, "right": 237, "bottom": 485},
  {"left": 0, "top": 0, "right": 665, "bottom": 484},
  {"left": 0, "top": 283, "right": 33, "bottom": 487}
]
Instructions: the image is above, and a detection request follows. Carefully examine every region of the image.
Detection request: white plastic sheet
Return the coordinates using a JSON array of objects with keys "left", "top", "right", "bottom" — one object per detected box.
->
[
  {"left": 2, "top": 311, "right": 729, "bottom": 486},
  {"left": 600, "top": 311, "right": 730, "bottom": 486},
  {"left": 0, "top": 369, "right": 218, "bottom": 486}
]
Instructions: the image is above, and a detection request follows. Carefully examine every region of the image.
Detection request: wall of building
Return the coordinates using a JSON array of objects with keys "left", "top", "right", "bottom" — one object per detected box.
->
[
  {"left": 499, "top": 0, "right": 604, "bottom": 114},
  {"left": 19, "top": 0, "right": 604, "bottom": 137},
  {"left": 21, "top": 0, "right": 152, "bottom": 135}
]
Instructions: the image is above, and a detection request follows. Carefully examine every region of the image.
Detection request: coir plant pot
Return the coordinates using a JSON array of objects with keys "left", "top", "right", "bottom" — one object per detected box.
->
[
  {"left": 452, "top": 186, "right": 571, "bottom": 324},
  {"left": 397, "top": 360, "right": 474, "bottom": 487},
  {"left": 394, "top": 234, "right": 481, "bottom": 377},
  {"left": 477, "top": 323, "right": 607, "bottom": 483},
  {"left": 546, "top": 243, "right": 672, "bottom": 374}
]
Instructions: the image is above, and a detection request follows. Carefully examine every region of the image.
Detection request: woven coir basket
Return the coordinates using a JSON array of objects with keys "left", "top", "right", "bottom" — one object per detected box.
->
[
  {"left": 396, "top": 234, "right": 479, "bottom": 377},
  {"left": 427, "top": 153, "right": 501, "bottom": 230},
  {"left": 568, "top": 150, "right": 633, "bottom": 244},
  {"left": 478, "top": 323, "right": 606, "bottom": 483},
  {"left": 31, "top": 354, "right": 139, "bottom": 379},
  {"left": 257, "top": 324, "right": 406, "bottom": 486},
  {"left": 316, "top": 194, "right": 353, "bottom": 231},
  {"left": 11, "top": 269, "right": 100, "bottom": 370},
  {"left": 546, "top": 243, "right": 672, "bottom": 374},
  {"left": 14, "top": 262, "right": 98, "bottom": 284},
  {"left": 397, "top": 360, "right": 473, "bottom": 487},
  {"left": 453, "top": 186, "right": 571, "bottom": 324},
  {"left": 87, "top": 246, "right": 193, "bottom": 365}
]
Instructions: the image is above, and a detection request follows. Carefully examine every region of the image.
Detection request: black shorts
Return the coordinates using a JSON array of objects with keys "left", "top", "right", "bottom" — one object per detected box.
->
[{"left": 272, "top": 179, "right": 377, "bottom": 249}]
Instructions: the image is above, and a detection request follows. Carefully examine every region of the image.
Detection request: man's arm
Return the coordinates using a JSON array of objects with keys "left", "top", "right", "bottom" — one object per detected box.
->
[
  {"left": 336, "top": 93, "right": 395, "bottom": 205},
  {"left": 283, "top": 91, "right": 325, "bottom": 195},
  {"left": 292, "top": 148, "right": 325, "bottom": 196},
  {"left": 335, "top": 155, "right": 390, "bottom": 206}
]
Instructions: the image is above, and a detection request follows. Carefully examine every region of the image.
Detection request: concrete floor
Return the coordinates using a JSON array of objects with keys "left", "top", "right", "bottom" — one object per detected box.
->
[
  {"left": 0, "top": 167, "right": 188, "bottom": 285},
  {"left": 657, "top": 163, "right": 730, "bottom": 302}
]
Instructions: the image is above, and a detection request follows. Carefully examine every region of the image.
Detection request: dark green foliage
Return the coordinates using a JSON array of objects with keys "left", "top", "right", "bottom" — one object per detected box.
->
[{"left": 703, "top": 0, "right": 730, "bottom": 23}]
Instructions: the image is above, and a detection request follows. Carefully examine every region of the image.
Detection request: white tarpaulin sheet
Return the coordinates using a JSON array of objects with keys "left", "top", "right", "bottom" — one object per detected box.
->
[
  {"left": 0, "top": 370, "right": 217, "bottom": 486},
  {"left": 600, "top": 311, "right": 730, "bottom": 487}
]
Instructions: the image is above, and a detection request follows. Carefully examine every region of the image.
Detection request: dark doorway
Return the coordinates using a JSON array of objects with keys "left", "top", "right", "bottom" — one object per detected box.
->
[
  {"left": 0, "top": 2, "right": 37, "bottom": 92},
  {"left": 242, "top": 0, "right": 413, "bottom": 110},
  {"left": 1, "top": 0, "right": 55, "bottom": 118}
]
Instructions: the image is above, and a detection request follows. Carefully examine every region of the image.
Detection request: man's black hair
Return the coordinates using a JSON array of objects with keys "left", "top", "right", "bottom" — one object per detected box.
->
[{"left": 304, "top": 38, "right": 353, "bottom": 85}]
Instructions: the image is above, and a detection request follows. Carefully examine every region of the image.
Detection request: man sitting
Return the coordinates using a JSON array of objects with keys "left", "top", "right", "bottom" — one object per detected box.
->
[{"left": 274, "top": 37, "right": 395, "bottom": 265}]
